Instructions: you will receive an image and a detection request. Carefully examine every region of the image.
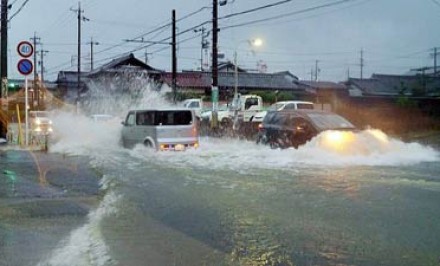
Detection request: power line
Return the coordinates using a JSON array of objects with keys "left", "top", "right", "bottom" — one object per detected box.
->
[
  {"left": 8, "top": 0, "right": 29, "bottom": 21},
  {"left": 219, "top": 0, "right": 293, "bottom": 20},
  {"left": 221, "top": 0, "right": 357, "bottom": 30},
  {"left": 431, "top": 0, "right": 440, "bottom": 7},
  {"left": 234, "top": 0, "right": 371, "bottom": 28}
]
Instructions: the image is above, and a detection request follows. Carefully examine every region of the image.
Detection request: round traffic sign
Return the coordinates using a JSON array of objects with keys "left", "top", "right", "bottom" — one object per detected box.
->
[
  {"left": 17, "top": 59, "right": 33, "bottom": 76},
  {"left": 17, "top": 41, "right": 34, "bottom": 58}
]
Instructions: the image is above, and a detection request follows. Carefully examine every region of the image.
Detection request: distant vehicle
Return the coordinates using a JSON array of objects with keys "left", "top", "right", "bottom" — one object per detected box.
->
[
  {"left": 251, "top": 101, "right": 314, "bottom": 122},
  {"left": 256, "top": 109, "right": 356, "bottom": 149},
  {"left": 181, "top": 98, "right": 204, "bottom": 118},
  {"left": 202, "top": 94, "right": 264, "bottom": 125},
  {"left": 90, "top": 114, "right": 114, "bottom": 123},
  {"left": 120, "top": 109, "right": 199, "bottom": 151},
  {"left": 200, "top": 104, "right": 229, "bottom": 122},
  {"left": 29, "top": 111, "right": 53, "bottom": 135}
]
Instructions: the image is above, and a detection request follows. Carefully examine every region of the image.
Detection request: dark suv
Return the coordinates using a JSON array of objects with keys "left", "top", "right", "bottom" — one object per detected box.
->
[{"left": 256, "top": 110, "right": 355, "bottom": 149}]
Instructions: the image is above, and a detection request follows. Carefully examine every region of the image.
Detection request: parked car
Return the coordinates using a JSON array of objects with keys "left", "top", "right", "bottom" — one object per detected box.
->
[
  {"left": 256, "top": 109, "right": 355, "bottom": 149},
  {"left": 120, "top": 108, "right": 199, "bottom": 151},
  {"left": 90, "top": 114, "right": 114, "bottom": 123},
  {"left": 250, "top": 100, "right": 314, "bottom": 122}
]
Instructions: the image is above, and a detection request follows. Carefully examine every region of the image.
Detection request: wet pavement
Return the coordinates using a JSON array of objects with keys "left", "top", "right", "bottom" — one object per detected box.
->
[{"left": 0, "top": 149, "right": 101, "bottom": 266}]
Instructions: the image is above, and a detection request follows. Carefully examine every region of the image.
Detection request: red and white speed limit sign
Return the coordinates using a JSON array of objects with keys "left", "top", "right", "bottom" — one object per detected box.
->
[{"left": 17, "top": 41, "right": 34, "bottom": 58}]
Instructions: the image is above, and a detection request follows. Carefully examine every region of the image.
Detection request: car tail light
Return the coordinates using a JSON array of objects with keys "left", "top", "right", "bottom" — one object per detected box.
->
[{"left": 258, "top": 123, "right": 264, "bottom": 131}]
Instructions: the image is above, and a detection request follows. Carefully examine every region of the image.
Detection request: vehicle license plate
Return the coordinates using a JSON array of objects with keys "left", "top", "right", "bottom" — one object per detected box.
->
[{"left": 174, "top": 144, "right": 185, "bottom": 151}]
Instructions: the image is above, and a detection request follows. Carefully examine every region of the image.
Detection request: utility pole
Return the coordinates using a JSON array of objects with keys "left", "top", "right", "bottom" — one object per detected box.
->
[
  {"left": 87, "top": 37, "right": 99, "bottom": 71},
  {"left": 431, "top": 47, "right": 439, "bottom": 75},
  {"left": 314, "top": 60, "right": 319, "bottom": 81},
  {"left": 30, "top": 33, "right": 40, "bottom": 107},
  {"left": 172, "top": 9, "right": 177, "bottom": 104},
  {"left": 39, "top": 49, "right": 49, "bottom": 83},
  {"left": 30, "top": 33, "right": 40, "bottom": 86},
  {"left": 194, "top": 27, "right": 208, "bottom": 71},
  {"left": 1, "top": 0, "right": 9, "bottom": 99},
  {"left": 360, "top": 48, "right": 364, "bottom": 80},
  {"left": 144, "top": 49, "right": 151, "bottom": 64},
  {"left": 71, "top": 1, "right": 89, "bottom": 108},
  {"left": 211, "top": 0, "right": 219, "bottom": 128}
]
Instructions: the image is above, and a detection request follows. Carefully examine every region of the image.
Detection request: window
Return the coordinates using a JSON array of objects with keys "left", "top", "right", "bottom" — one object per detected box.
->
[
  {"left": 136, "top": 111, "right": 154, "bottom": 125},
  {"left": 187, "top": 102, "right": 200, "bottom": 108},
  {"left": 284, "top": 103, "right": 296, "bottom": 110},
  {"left": 244, "top": 98, "right": 259, "bottom": 110},
  {"left": 297, "top": 103, "right": 314, "bottom": 110},
  {"left": 155, "top": 111, "right": 193, "bottom": 126},
  {"left": 126, "top": 113, "right": 135, "bottom": 126}
]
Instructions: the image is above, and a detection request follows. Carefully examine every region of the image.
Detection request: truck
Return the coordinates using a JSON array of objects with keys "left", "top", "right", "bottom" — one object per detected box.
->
[
  {"left": 181, "top": 98, "right": 204, "bottom": 119},
  {"left": 200, "top": 94, "right": 264, "bottom": 137}
]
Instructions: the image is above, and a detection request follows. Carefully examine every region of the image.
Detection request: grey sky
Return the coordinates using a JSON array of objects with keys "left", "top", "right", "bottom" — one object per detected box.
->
[{"left": 7, "top": 0, "right": 440, "bottom": 82}]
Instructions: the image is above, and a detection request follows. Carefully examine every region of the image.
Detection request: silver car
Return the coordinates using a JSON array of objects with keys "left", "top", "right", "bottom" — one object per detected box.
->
[{"left": 120, "top": 109, "right": 199, "bottom": 151}]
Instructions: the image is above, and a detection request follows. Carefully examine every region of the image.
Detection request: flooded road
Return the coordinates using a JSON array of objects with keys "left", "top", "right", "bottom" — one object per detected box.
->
[{"left": 30, "top": 112, "right": 440, "bottom": 266}]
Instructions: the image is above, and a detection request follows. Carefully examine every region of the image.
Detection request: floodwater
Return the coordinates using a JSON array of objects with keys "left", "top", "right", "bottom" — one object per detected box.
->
[{"left": 31, "top": 108, "right": 440, "bottom": 266}]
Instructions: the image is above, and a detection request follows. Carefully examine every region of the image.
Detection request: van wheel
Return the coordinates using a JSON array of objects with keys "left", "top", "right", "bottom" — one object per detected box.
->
[{"left": 144, "top": 140, "right": 154, "bottom": 148}]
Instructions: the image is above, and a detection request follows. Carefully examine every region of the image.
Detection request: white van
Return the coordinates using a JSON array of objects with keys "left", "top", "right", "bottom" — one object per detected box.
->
[{"left": 120, "top": 109, "right": 199, "bottom": 151}]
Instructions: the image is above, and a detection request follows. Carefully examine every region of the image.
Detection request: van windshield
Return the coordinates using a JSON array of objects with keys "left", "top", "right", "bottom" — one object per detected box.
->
[{"left": 155, "top": 110, "right": 193, "bottom": 126}]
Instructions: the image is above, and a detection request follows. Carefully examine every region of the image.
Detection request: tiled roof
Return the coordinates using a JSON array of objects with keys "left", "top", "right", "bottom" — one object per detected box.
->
[
  {"left": 297, "top": 81, "right": 347, "bottom": 90},
  {"left": 349, "top": 74, "right": 440, "bottom": 96},
  {"left": 87, "top": 53, "right": 162, "bottom": 77},
  {"left": 162, "top": 72, "right": 211, "bottom": 88},
  {"left": 160, "top": 71, "right": 300, "bottom": 91},
  {"left": 56, "top": 71, "right": 89, "bottom": 84}
]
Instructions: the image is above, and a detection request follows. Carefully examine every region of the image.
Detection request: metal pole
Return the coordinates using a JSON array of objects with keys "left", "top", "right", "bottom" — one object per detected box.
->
[
  {"left": 25, "top": 76, "right": 28, "bottom": 146},
  {"left": 211, "top": 0, "right": 219, "bottom": 128},
  {"left": 172, "top": 9, "right": 177, "bottom": 104}
]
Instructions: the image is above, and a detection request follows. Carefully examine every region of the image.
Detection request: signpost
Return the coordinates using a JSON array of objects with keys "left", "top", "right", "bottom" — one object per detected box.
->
[{"left": 17, "top": 41, "right": 34, "bottom": 146}]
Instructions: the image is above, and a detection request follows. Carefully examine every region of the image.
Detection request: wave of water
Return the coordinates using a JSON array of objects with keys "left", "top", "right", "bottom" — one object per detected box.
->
[{"left": 37, "top": 179, "right": 120, "bottom": 266}]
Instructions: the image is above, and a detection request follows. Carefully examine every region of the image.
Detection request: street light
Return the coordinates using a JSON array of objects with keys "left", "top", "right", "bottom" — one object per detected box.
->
[{"left": 232, "top": 38, "right": 263, "bottom": 130}]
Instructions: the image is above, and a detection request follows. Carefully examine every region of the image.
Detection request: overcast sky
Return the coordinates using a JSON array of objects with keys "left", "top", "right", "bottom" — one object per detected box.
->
[{"left": 7, "top": 0, "right": 440, "bottom": 82}]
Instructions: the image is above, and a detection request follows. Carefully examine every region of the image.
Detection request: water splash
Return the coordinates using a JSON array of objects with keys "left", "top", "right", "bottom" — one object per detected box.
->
[
  {"left": 37, "top": 186, "right": 120, "bottom": 266},
  {"left": 128, "top": 129, "right": 439, "bottom": 170}
]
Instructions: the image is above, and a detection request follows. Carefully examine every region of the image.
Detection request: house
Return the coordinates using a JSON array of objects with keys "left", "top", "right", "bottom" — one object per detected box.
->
[
  {"left": 160, "top": 62, "right": 303, "bottom": 99},
  {"left": 295, "top": 80, "right": 348, "bottom": 110},
  {"left": 347, "top": 74, "right": 440, "bottom": 97},
  {"left": 55, "top": 53, "right": 164, "bottom": 103},
  {"left": 56, "top": 71, "right": 89, "bottom": 102}
]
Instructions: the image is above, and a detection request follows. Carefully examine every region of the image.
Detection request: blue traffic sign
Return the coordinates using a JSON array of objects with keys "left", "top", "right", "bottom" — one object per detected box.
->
[{"left": 17, "top": 59, "right": 33, "bottom": 76}]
